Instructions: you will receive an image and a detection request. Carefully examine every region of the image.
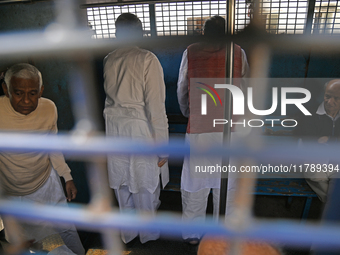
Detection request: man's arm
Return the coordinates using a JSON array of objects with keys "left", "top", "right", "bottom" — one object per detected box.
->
[
  {"left": 143, "top": 53, "right": 169, "bottom": 165},
  {"left": 177, "top": 49, "right": 189, "bottom": 118},
  {"left": 50, "top": 153, "right": 77, "bottom": 202},
  {"left": 49, "top": 105, "right": 77, "bottom": 201}
]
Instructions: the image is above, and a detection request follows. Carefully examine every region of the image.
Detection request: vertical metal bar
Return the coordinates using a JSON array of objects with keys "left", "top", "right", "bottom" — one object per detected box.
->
[
  {"left": 219, "top": 0, "right": 235, "bottom": 216},
  {"left": 54, "top": 0, "right": 79, "bottom": 29},
  {"left": 149, "top": 4, "right": 157, "bottom": 37},
  {"left": 305, "top": 0, "right": 316, "bottom": 34}
]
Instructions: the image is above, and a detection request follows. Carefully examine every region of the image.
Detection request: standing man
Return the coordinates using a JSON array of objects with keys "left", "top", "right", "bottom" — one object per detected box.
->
[
  {"left": 0, "top": 63, "right": 85, "bottom": 254},
  {"left": 296, "top": 79, "right": 340, "bottom": 203},
  {"left": 177, "top": 16, "right": 249, "bottom": 244},
  {"left": 103, "top": 13, "right": 169, "bottom": 244}
]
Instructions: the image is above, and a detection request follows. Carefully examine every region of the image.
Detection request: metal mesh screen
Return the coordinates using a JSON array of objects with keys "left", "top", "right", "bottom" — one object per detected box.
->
[
  {"left": 313, "top": 0, "right": 340, "bottom": 34},
  {"left": 235, "top": 0, "right": 250, "bottom": 32},
  {"left": 86, "top": 0, "right": 340, "bottom": 37},
  {"left": 155, "top": 1, "right": 227, "bottom": 36},
  {"left": 237, "top": 0, "right": 308, "bottom": 34},
  {"left": 87, "top": 4, "right": 150, "bottom": 38}
]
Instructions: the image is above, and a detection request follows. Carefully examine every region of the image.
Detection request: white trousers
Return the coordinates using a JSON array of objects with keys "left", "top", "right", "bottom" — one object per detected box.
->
[
  {"left": 181, "top": 174, "right": 238, "bottom": 240},
  {"left": 114, "top": 182, "right": 161, "bottom": 244},
  {"left": 181, "top": 188, "right": 219, "bottom": 240},
  {"left": 4, "top": 169, "right": 85, "bottom": 255}
]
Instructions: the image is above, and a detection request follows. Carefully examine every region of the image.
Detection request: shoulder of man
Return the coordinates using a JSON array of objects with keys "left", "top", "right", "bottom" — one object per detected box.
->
[{"left": 38, "top": 97, "right": 57, "bottom": 116}]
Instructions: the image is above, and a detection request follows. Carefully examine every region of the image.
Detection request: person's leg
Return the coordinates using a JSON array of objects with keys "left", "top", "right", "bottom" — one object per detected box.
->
[
  {"left": 212, "top": 188, "right": 220, "bottom": 220},
  {"left": 114, "top": 186, "right": 139, "bottom": 243},
  {"left": 59, "top": 227, "right": 85, "bottom": 255},
  {"left": 181, "top": 188, "right": 210, "bottom": 240},
  {"left": 225, "top": 171, "right": 238, "bottom": 219},
  {"left": 132, "top": 182, "right": 161, "bottom": 244}
]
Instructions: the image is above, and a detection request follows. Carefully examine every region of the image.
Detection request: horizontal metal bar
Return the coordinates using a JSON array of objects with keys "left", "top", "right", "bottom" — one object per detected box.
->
[
  {"left": 1, "top": 28, "right": 340, "bottom": 60},
  {"left": 0, "top": 132, "right": 340, "bottom": 167},
  {"left": 0, "top": 199, "right": 340, "bottom": 250}
]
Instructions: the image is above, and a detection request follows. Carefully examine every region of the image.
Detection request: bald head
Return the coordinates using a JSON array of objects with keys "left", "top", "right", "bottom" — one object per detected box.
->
[{"left": 324, "top": 79, "right": 340, "bottom": 118}]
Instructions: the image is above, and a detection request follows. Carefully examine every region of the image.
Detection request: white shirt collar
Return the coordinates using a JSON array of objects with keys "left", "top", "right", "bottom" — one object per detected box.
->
[{"left": 316, "top": 102, "right": 340, "bottom": 121}]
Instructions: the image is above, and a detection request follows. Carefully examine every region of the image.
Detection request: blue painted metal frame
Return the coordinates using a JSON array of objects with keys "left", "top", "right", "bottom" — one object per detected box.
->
[{"left": 255, "top": 179, "right": 318, "bottom": 220}]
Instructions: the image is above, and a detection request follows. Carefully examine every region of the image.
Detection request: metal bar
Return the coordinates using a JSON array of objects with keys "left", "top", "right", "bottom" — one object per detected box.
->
[
  {"left": 220, "top": 0, "right": 235, "bottom": 216},
  {"left": 1, "top": 200, "right": 340, "bottom": 249},
  {"left": 149, "top": 3, "right": 157, "bottom": 36},
  {"left": 1, "top": 132, "right": 340, "bottom": 164},
  {"left": 2, "top": 29, "right": 340, "bottom": 60},
  {"left": 305, "top": 0, "right": 316, "bottom": 34}
]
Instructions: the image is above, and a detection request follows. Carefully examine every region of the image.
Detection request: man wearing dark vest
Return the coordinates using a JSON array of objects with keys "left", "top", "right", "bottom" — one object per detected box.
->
[{"left": 177, "top": 15, "right": 249, "bottom": 244}]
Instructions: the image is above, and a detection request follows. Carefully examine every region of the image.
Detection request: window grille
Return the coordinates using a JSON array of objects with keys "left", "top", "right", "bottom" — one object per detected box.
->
[
  {"left": 155, "top": 1, "right": 227, "bottom": 36},
  {"left": 239, "top": 0, "right": 308, "bottom": 34},
  {"left": 235, "top": 0, "right": 250, "bottom": 32},
  {"left": 313, "top": 0, "right": 340, "bottom": 34},
  {"left": 86, "top": 0, "right": 340, "bottom": 37},
  {"left": 87, "top": 4, "right": 150, "bottom": 38}
]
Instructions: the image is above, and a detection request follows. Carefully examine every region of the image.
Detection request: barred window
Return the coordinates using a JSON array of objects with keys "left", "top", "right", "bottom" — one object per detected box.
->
[
  {"left": 313, "top": 0, "right": 340, "bottom": 34},
  {"left": 237, "top": 0, "right": 308, "bottom": 34},
  {"left": 235, "top": 0, "right": 250, "bottom": 32},
  {"left": 86, "top": 0, "right": 340, "bottom": 37},
  {"left": 87, "top": 4, "right": 150, "bottom": 39},
  {"left": 155, "top": 1, "right": 227, "bottom": 36}
]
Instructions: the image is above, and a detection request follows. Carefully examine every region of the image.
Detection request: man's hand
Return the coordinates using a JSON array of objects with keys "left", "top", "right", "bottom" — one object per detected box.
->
[
  {"left": 65, "top": 180, "right": 77, "bottom": 202},
  {"left": 158, "top": 157, "right": 168, "bottom": 167},
  {"left": 318, "top": 136, "right": 329, "bottom": 144}
]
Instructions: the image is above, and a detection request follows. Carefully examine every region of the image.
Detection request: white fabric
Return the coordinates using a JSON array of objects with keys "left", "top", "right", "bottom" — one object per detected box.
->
[
  {"left": 177, "top": 47, "right": 248, "bottom": 191},
  {"left": 104, "top": 46, "right": 169, "bottom": 194},
  {"left": 3, "top": 169, "right": 85, "bottom": 255},
  {"left": 177, "top": 47, "right": 248, "bottom": 237},
  {"left": 114, "top": 183, "right": 161, "bottom": 244},
  {"left": 181, "top": 188, "right": 219, "bottom": 239},
  {"left": 47, "top": 245, "right": 76, "bottom": 255},
  {"left": 180, "top": 133, "right": 239, "bottom": 239},
  {"left": 181, "top": 132, "right": 223, "bottom": 192}
]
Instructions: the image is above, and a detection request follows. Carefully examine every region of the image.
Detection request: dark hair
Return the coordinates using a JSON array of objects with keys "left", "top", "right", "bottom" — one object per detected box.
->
[
  {"left": 203, "top": 15, "right": 225, "bottom": 38},
  {"left": 115, "top": 13, "right": 143, "bottom": 38}
]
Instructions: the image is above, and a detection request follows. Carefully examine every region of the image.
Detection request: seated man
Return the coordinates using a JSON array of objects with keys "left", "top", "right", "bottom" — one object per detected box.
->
[
  {"left": 296, "top": 79, "right": 340, "bottom": 203},
  {"left": 0, "top": 63, "right": 85, "bottom": 254}
]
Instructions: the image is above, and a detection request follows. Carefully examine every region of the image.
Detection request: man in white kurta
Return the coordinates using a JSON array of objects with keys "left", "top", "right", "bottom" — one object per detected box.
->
[
  {"left": 103, "top": 13, "right": 169, "bottom": 244},
  {"left": 177, "top": 16, "right": 249, "bottom": 242},
  {"left": 0, "top": 63, "right": 84, "bottom": 254}
]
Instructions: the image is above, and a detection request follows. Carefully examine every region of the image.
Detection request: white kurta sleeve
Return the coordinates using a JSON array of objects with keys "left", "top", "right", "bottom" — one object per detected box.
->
[
  {"left": 143, "top": 53, "right": 169, "bottom": 144},
  {"left": 177, "top": 49, "right": 189, "bottom": 118},
  {"left": 241, "top": 49, "right": 250, "bottom": 78},
  {"left": 240, "top": 48, "right": 250, "bottom": 92}
]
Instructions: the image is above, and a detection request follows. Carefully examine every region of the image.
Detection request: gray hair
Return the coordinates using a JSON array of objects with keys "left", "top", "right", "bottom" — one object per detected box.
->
[{"left": 4, "top": 63, "right": 43, "bottom": 96}]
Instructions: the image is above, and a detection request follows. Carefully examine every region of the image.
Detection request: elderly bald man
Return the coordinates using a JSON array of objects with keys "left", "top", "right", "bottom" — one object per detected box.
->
[
  {"left": 296, "top": 79, "right": 340, "bottom": 203},
  {"left": 0, "top": 63, "right": 85, "bottom": 254}
]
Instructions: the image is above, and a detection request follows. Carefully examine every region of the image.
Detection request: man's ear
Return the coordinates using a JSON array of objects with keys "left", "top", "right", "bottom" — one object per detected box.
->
[
  {"left": 2, "top": 83, "right": 9, "bottom": 98},
  {"left": 39, "top": 85, "right": 44, "bottom": 98}
]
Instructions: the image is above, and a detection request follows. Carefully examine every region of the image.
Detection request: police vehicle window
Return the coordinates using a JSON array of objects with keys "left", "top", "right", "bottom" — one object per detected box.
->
[
  {"left": 85, "top": 0, "right": 340, "bottom": 37},
  {"left": 313, "top": 0, "right": 340, "bottom": 34},
  {"left": 87, "top": 4, "right": 150, "bottom": 39}
]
